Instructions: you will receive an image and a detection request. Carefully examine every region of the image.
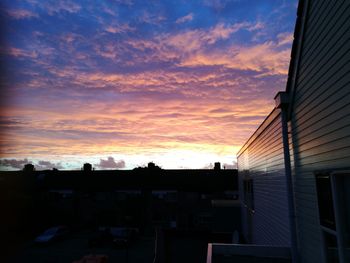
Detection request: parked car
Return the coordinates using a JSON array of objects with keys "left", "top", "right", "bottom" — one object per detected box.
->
[{"left": 34, "top": 226, "right": 69, "bottom": 244}]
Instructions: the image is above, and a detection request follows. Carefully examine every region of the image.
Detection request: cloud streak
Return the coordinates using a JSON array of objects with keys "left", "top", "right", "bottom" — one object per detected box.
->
[
  {"left": 176, "top": 13, "right": 193, "bottom": 24},
  {"left": 96, "top": 157, "right": 126, "bottom": 169}
]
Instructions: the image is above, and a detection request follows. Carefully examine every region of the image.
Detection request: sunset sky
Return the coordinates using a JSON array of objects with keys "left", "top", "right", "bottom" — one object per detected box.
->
[{"left": 0, "top": 0, "right": 298, "bottom": 170}]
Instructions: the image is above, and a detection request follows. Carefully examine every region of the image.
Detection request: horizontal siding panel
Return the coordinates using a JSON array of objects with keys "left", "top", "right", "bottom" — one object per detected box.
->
[
  {"left": 304, "top": 0, "right": 325, "bottom": 31},
  {"left": 295, "top": 206, "right": 320, "bottom": 226},
  {"left": 248, "top": 135, "right": 283, "bottom": 160},
  {"left": 238, "top": 108, "right": 290, "bottom": 247},
  {"left": 294, "top": 134, "right": 350, "bottom": 158},
  {"left": 248, "top": 153, "right": 285, "bottom": 170},
  {"left": 295, "top": 154, "right": 350, "bottom": 171},
  {"left": 297, "top": 225, "right": 321, "bottom": 242},
  {"left": 299, "top": 0, "right": 347, "bottom": 60},
  {"left": 291, "top": 2, "right": 350, "bottom": 261},
  {"left": 298, "top": 27, "right": 349, "bottom": 91},
  {"left": 292, "top": 115, "right": 350, "bottom": 148},
  {"left": 298, "top": 1, "right": 350, "bottom": 77},
  {"left": 238, "top": 109, "right": 281, "bottom": 157},
  {"left": 294, "top": 180, "right": 317, "bottom": 190},
  {"left": 248, "top": 153, "right": 284, "bottom": 170},
  {"left": 294, "top": 68, "right": 350, "bottom": 121},
  {"left": 248, "top": 140, "right": 284, "bottom": 165},
  {"left": 296, "top": 148, "right": 350, "bottom": 170},
  {"left": 300, "top": 0, "right": 349, "bottom": 57},
  {"left": 301, "top": 1, "right": 336, "bottom": 54},
  {"left": 295, "top": 58, "right": 349, "bottom": 114},
  {"left": 294, "top": 190, "right": 318, "bottom": 202},
  {"left": 293, "top": 90, "right": 350, "bottom": 133},
  {"left": 245, "top": 125, "right": 282, "bottom": 156},
  {"left": 294, "top": 200, "right": 318, "bottom": 212},
  {"left": 244, "top": 136, "right": 283, "bottom": 162}
]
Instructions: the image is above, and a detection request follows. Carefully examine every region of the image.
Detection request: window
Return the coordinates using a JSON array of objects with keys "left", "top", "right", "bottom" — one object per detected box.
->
[
  {"left": 243, "top": 178, "right": 254, "bottom": 211},
  {"left": 315, "top": 175, "right": 336, "bottom": 230},
  {"left": 315, "top": 172, "right": 350, "bottom": 263},
  {"left": 323, "top": 231, "right": 339, "bottom": 263}
]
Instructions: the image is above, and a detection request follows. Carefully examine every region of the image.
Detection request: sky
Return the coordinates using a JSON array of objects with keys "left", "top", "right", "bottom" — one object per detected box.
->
[{"left": 0, "top": 0, "right": 298, "bottom": 170}]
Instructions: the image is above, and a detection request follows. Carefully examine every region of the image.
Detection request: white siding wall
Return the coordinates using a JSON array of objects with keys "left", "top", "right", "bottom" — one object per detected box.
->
[
  {"left": 290, "top": 1, "right": 350, "bottom": 262},
  {"left": 238, "top": 108, "right": 291, "bottom": 246}
]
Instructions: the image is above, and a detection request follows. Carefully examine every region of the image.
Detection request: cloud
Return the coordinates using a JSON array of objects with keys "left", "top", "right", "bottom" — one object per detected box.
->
[
  {"left": 162, "top": 22, "right": 250, "bottom": 52},
  {"left": 179, "top": 34, "right": 293, "bottom": 75},
  {"left": 115, "top": 0, "right": 133, "bottom": 6},
  {"left": 105, "top": 24, "right": 135, "bottom": 34},
  {"left": 26, "top": 0, "right": 81, "bottom": 15},
  {"left": 277, "top": 32, "right": 294, "bottom": 46},
  {"left": 139, "top": 11, "right": 166, "bottom": 24},
  {"left": 0, "top": 158, "right": 31, "bottom": 169},
  {"left": 6, "top": 9, "right": 38, "bottom": 19},
  {"left": 35, "top": 160, "right": 63, "bottom": 170},
  {"left": 203, "top": 163, "right": 214, "bottom": 169},
  {"left": 176, "top": 13, "right": 194, "bottom": 24},
  {"left": 96, "top": 157, "right": 126, "bottom": 169},
  {"left": 0, "top": 47, "right": 38, "bottom": 59},
  {"left": 203, "top": 0, "right": 235, "bottom": 11},
  {"left": 119, "top": 22, "right": 277, "bottom": 70},
  {"left": 223, "top": 162, "right": 237, "bottom": 169},
  {"left": 48, "top": 1, "right": 81, "bottom": 14}
]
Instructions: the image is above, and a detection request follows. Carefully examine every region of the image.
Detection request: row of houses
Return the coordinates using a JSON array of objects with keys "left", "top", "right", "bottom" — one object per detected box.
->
[{"left": 0, "top": 164, "right": 239, "bottom": 262}]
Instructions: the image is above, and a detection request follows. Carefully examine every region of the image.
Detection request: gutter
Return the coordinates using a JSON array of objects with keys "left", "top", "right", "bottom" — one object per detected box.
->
[{"left": 275, "top": 92, "right": 299, "bottom": 263}]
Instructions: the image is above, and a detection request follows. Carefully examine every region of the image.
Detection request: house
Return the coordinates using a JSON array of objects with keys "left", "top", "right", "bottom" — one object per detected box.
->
[{"left": 208, "top": 1, "right": 350, "bottom": 262}]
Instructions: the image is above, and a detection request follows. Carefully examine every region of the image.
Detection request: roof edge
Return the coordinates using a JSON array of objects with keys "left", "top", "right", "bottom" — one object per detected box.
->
[
  {"left": 286, "top": 0, "right": 310, "bottom": 119},
  {"left": 237, "top": 107, "right": 281, "bottom": 158}
]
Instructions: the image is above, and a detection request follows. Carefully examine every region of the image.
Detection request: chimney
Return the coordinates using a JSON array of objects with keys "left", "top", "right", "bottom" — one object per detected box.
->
[
  {"left": 148, "top": 162, "right": 156, "bottom": 169},
  {"left": 23, "top": 163, "right": 35, "bottom": 172},
  {"left": 83, "top": 163, "right": 92, "bottom": 172},
  {"left": 214, "top": 162, "right": 221, "bottom": 171}
]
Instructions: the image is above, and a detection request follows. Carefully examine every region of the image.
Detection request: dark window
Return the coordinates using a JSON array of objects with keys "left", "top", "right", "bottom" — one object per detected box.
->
[
  {"left": 323, "top": 231, "right": 339, "bottom": 263},
  {"left": 243, "top": 178, "right": 254, "bottom": 211},
  {"left": 316, "top": 172, "right": 350, "bottom": 262},
  {"left": 315, "top": 174, "right": 336, "bottom": 230}
]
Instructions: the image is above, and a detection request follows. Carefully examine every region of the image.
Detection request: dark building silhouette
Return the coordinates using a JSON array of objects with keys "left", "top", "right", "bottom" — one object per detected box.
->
[
  {"left": 0, "top": 164, "right": 238, "bottom": 263},
  {"left": 83, "top": 163, "right": 92, "bottom": 172},
  {"left": 23, "top": 163, "right": 34, "bottom": 172}
]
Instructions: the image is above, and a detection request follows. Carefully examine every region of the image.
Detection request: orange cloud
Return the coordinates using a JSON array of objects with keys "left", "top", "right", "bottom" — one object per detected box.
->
[{"left": 180, "top": 37, "right": 292, "bottom": 75}]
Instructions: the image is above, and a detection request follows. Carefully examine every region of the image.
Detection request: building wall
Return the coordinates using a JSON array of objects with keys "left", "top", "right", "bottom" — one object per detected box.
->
[
  {"left": 289, "top": 1, "right": 350, "bottom": 262},
  {"left": 237, "top": 108, "right": 291, "bottom": 246}
]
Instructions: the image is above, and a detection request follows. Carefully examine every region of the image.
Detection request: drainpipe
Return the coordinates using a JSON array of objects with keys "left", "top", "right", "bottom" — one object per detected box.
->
[{"left": 275, "top": 91, "right": 298, "bottom": 263}]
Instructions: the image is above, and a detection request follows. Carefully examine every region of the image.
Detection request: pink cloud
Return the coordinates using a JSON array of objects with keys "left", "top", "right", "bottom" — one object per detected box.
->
[
  {"left": 26, "top": 0, "right": 81, "bottom": 15},
  {"left": 105, "top": 24, "right": 135, "bottom": 34},
  {"left": 162, "top": 22, "right": 251, "bottom": 52},
  {"left": 35, "top": 160, "right": 63, "bottom": 170},
  {"left": 0, "top": 47, "right": 38, "bottom": 59},
  {"left": 139, "top": 11, "right": 166, "bottom": 24},
  {"left": 180, "top": 35, "right": 293, "bottom": 75},
  {"left": 6, "top": 9, "right": 38, "bottom": 19},
  {"left": 277, "top": 32, "right": 294, "bottom": 46},
  {"left": 176, "top": 13, "right": 194, "bottom": 24},
  {"left": 96, "top": 157, "right": 125, "bottom": 169},
  {"left": 0, "top": 158, "right": 31, "bottom": 169}
]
